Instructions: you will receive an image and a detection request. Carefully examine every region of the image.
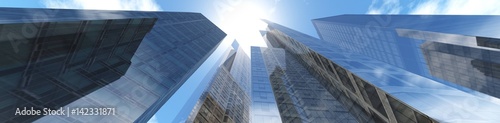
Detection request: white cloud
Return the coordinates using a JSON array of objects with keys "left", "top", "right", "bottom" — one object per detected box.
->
[
  {"left": 367, "top": 0, "right": 401, "bottom": 14},
  {"left": 410, "top": 0, "right": 500, "bottom": 15},
  {"left": 147, "top": 115, "right": 159, "bottom": 123},
  {"left": 42, "top": 0, "right": 162, "bottom": 11},
  {"left": 367, "top": 0, "right": 500, "bottom": 15}
]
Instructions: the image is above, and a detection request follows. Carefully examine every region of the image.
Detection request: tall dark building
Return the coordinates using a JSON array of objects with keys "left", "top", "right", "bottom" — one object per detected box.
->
[
  {"left": 258, "top": 18, "right": 500, "bottom": 123},
  {"left": 0, "top": 7, "right": 225, "bottom": 122}
]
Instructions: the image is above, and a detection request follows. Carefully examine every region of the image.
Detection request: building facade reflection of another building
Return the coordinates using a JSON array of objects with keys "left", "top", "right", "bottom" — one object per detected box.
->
[
  {"left": 421, "top": 38, "right": 500, "bottom": 98},
  {"left": 312, "top": 15, "right": 500, "bottom": 122},
  {"left": 251, "top": 20, "right": 438, "bottom": 123},
  {"left": 187, "top": 43, "right": 251, "bottom": 123}
]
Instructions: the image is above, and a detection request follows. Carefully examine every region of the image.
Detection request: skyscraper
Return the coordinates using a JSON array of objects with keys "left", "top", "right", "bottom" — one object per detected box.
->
[
  {"left": 250, "top": 46, "right": 283, "bottom": 123},
  {"left": 5, "top": 6, "right": 500, "bottom": 123},
  {"left": 0, "top": 7, "right": 225, "bottom": 122},
  {"left": 312, "top": 15, "right": 500, "bottom": 99},
  {"left": 186, "top": 41, "right": 250, "bottom": 123},
  {"left": 260, "top": 18, "right": 500, "bottom": 122},
  {"left": 257, "top": 20, "right": 437, "bottom": 123},
  {"left": 253, "top": 46, "right": 360, "bottom": 122}
]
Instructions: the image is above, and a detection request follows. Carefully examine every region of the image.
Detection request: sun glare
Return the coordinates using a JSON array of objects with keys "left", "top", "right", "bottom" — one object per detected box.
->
[
  {"left": 222, "top": 3, "right": 267, "bottom": 33},
  {"left": 219, "top": 2, "right": 270, "bottom": 53}
]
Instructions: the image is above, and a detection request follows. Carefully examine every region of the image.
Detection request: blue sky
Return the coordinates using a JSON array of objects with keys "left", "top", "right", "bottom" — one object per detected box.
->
[{"left": 3, "top": 0, "right": 500, "bottom": 123}]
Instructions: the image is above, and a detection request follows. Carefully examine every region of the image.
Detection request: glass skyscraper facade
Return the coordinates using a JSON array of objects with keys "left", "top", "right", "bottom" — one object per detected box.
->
[
  {"left": 311, "top": 15, "right": 500, "bottom": 122},
  {"left": 312, "top": 15, "right": 427, "bottom": 76},
  {"left": 187, "top": 43, "right": 250, "bottom": 123},
  {"left": 313, "top": 15, "right": 500, "bottom": 99},
  {"left": 3, "top": 7, "right": 500, "bottom": 123},
  {"left": 250, "top": 47, "right": 283, "bottom": 123},
  {"left": 0, "top": 7, "right": 225, "bottom": 122},
  {"left": 260, "top": 20, "right": 436, "bottom": 123},
  {"left": 421, "top": 40, "right": 500, "bottom": 97},
  {"left": 255, "top": 46, "right": 360, "bottom": 122},
  {"left": 181, "top": 15, "right": 500, "bottom": 123}
]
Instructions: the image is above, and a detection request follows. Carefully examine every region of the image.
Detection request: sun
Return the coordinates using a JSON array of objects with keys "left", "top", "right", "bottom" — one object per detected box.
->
[
  {"left": 222, "top": 3, "right": 268, "bottom": 33},
  {"left": 218, "top": 2, "right": 271, "bottom": 54}
]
